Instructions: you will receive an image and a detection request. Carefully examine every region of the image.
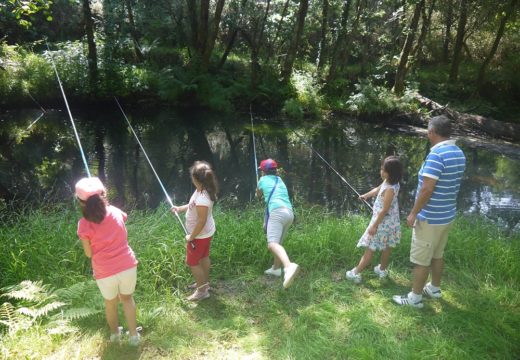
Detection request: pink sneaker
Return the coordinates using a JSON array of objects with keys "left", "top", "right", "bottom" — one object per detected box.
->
[{"left": 187, "top": 283, "right": 210, "bottom": 301}]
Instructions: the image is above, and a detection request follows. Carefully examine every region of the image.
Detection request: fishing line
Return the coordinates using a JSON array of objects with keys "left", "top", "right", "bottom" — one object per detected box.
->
[
  {"left": 46, "top": 42, "right": 91, "bottom": 178},
  {"left": 27, "top": 89, "right": 46, "bottom": 114},
  {"left": 114, "top": 97, "right": 193, "bottom": 247},
  {"left": 250, "top": 104, "right": 259, "bottom": 183},
  {"left": 291, "top": 129, "right": 373, "bottom": 212},
  {"left": 25, "top": 112, "right": 45, "bottom": 132}
]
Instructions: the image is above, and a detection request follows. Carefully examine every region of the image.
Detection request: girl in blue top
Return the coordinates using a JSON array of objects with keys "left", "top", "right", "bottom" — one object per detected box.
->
[{"left": 256, "top": 159, "right": 300, "bottom": 289}]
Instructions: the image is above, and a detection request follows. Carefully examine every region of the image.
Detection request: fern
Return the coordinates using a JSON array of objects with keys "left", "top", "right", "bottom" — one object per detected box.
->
[
  {"left": 56, "top": 307, "right": 102, "bottom": 321},
  {"left": 0, "top": 280, "right": 103, "bottom": 335},
  {"left": 1, "top": 280, "right": 55, "bottom": 302}
]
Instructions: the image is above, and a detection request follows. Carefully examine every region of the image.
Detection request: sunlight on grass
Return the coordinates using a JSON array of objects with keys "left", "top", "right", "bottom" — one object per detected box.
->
[{"left": 1, "top": 205, "right": 519, "bottom": 359}]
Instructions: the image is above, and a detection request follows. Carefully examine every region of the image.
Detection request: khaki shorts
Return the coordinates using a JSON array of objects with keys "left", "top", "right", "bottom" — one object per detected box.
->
[
  {"left": 410, "top": 220, "right": 453, "bottom": 266},
  {"left": 96, "top": 267, "right": 137, "bottom": 300}
]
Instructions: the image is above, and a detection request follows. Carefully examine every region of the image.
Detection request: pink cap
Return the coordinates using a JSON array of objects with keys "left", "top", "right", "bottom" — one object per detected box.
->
[{"left": 75, "top": 177, "right": 105, "bottom": 201}]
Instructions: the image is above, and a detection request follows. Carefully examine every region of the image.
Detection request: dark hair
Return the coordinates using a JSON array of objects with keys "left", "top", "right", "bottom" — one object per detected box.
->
[
  {"left": 80, "top": 194, "right": 107, "bottom": 224},
  {"left": 264, "top": 169, "right": 277, "bottom": 176},
  {"left": 190, "top": 161, "right": 219, "bottom": 202},
  {"left": 428, "top": 115, "right": 452, "bottom": 138},
  {"left": 382, "top": 156, "right": 403, "bottom": 185}
]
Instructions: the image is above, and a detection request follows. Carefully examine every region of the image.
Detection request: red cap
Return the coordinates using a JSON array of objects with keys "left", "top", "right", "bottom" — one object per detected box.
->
[{"left": 259, "top": 159, "right": 278, "bottom": 171}]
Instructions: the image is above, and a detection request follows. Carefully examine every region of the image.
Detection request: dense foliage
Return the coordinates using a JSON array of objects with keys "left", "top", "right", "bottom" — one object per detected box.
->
[{"left": 0, "top": 0, "right": 518, "bottom": 120}]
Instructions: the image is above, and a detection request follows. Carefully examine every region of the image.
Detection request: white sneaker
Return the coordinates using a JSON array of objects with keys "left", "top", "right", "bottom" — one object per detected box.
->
[
  {"left": 423, "top": 282, "right": 442, "bottom": 299},
  {"left": 128, "top": 333, "right": 140, "bottom": 346},
  {"left": 264, "top": 267, "right": 282, "bottom": 277},
  {"left": 373, "top": 264, "right": 388, "bottom": 279},
  {"left": 392, "top": 292, "right": 424, "bottom": 308},
  {"left": 109, "top": 326, "right": 123, "bottom": 342},
  {"left": 283, "top": 263, "right": 300, "bottom": 288},
  {"left": 346, "top": 269, "right": 362, "bottom": 284},
  {"left": 126, "top": 326, "right": 142, "bottom": 346}
]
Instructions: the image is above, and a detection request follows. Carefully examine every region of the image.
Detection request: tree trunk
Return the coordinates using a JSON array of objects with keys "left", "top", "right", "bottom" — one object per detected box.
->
[
  {"left": 442, "top": 0, "right": 454, "bottom": 63},
  {"left": 337, "top": 0, "right": 362, "bottom": 75},
  {"left": 201, "top": 0, "right": 226, "bottom": 70},
  {"left": 280, "top": 0, "right": 309, "bottom": 83},
  {"left": 217, "top": 0, "right": 247, "bottom": 70},
  {"left": 124, "top": 0, "right": 144, "bottom": 62},
  {"left": 316, "top": 0, "right": 329, "bottom": 75},
  {"left": 82, "top": 0, "right": 98, "bottom": 91},
  {"left": 266, "top": 0, "right": 290, "bottom": 64},
  {"left": 412, "top": 0, "right": 436, "bottom": 64},
  {"left": 449, "top": 0, "right": 468, "bottom": 82},
  {"left": 218, "top": 28, "right": 239, "bottom": 69},
  {"left": 186, "top": 0, "right": 226, "bottom": 71},
  {"left": 393, "top": 0, "right": 424, "bottom": 95},
  {"left": 327, "top": 0, "right": 352, "bottom": 82},
  {"left": 477, "top": 0, "right": 518, "bottom": 88}
]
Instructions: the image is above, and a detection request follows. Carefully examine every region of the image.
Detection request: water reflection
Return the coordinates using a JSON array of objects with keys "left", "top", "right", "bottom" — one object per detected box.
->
[{"left": 1, "top": 107, "right": 519, "bottom": 231}]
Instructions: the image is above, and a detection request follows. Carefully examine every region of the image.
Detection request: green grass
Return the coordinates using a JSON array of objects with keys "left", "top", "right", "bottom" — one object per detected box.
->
[{"left": 1, "top": 202, "right": 519, "bottom": 359}]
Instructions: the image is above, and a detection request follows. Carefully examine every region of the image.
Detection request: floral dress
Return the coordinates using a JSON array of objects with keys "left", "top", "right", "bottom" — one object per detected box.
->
[{"left": 357, "top": 181, "right": 401, "bottom": 250}]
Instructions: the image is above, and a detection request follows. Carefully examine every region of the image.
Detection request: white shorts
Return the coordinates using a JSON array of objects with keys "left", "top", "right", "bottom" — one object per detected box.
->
[
  {"left": 96, "top": 267, "right": 137, "bottom": 300},
  {"left": 266, "top": 207, "right": 294, "bottom": 244}
]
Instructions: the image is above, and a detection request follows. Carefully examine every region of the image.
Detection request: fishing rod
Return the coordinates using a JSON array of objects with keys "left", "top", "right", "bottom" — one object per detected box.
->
[
  {"left": 46, "top": 42, "right": 91, "bottom": 178},
  {"left": 25, "top": 112, "right": 45, "bottom": 132},
  {"left": 250, "top": 104, "right": 259, "bottom": 183},
  {"left": 291, "top": 129, "right": 373, "bottom": 212},
  {"left": 114, "top": 97, "right": 193, "bottom": 248}
]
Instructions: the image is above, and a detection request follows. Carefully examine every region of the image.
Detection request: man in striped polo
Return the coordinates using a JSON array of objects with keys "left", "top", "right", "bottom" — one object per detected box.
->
[{"left": 393, "top": 115, "right": 466, "bottom": 308}]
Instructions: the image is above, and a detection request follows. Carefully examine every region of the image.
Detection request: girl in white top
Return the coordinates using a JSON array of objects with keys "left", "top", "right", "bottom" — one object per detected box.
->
[{"left": 172, "top": 161, "right": 218, "bottom": 301}]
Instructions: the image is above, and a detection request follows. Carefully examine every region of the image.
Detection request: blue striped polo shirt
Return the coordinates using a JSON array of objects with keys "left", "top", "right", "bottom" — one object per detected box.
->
[{"left": 416, "top": 140, "right": 466, "bottom": 225}]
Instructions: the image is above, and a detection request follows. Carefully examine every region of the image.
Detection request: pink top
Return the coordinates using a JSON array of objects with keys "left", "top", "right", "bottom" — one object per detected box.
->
[{"left": 77, "top": 205, "right": 138, "bottom": 280}]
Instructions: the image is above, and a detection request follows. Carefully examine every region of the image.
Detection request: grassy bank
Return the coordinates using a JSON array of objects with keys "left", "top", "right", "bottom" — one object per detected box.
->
[{"left": 1, "top": 202, "right": 519, "bottom": 359}]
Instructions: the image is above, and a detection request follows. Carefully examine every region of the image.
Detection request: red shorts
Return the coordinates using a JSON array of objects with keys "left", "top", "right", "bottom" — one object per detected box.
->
[{"left": 186, "top": 236, "right": 212, "bottom": 266}]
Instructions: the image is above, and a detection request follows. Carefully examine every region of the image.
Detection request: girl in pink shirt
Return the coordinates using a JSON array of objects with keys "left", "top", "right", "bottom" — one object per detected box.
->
[
  {"left": 172, "top": 161, "right": 218, "bottom": 301},
  {"left": 75, "top": 177, "right": 140, "bottom": 346}
]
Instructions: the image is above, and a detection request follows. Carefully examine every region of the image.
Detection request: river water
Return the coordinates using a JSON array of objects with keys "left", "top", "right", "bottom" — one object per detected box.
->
[{"left": 1, "top": 107, "right": 519, "bottom": 231}]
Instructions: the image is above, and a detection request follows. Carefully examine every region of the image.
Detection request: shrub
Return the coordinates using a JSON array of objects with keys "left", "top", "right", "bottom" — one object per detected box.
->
[{"left": 345, "top": 79, "right": 420, "bottom": 115}]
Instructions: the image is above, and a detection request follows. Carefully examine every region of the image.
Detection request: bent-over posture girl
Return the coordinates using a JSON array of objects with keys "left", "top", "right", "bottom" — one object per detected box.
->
[{"left": 75, "top": 177, "right": 140, "bottom": 346}]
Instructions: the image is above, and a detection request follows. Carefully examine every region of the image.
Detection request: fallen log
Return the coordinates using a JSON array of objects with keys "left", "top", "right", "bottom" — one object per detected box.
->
[{"left": 415, "top": 94, "right": 520, "bottom": 142}]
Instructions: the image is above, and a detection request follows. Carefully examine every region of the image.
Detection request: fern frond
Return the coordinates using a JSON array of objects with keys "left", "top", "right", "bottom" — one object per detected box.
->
[
  {"left": 57, "top": 307, "right": 102, "bottom": 321},
  {"left": 18, "top": 302, "right": 66, "bottom": 319},
  {"left": 1, "top": 280, "right": 55, "bottom": 302}
]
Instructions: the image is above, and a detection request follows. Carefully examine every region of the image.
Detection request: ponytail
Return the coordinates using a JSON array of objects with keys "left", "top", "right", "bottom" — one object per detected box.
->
[
  {"left": 190, "top": 161, "right": 219, "bottom": 202},
  {"left": 81, "top": 194, "right": 108, "bottom": 223}
]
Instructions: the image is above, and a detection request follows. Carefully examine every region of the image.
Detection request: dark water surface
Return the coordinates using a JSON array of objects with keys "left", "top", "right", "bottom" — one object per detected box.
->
[{"left": 2, "top": 107, "right": 519, "bottom": 231}]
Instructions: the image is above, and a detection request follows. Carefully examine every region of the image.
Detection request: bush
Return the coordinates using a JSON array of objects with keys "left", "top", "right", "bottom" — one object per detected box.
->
[
  {"left": 345, "top": 79, "right": 420, "bottom": 115},
  {"left": 283, "top": 70, "right": 325, "bottom": 120}
]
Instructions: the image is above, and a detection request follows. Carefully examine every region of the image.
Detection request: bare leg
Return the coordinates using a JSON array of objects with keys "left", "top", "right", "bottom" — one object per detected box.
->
[
  {"left": 199, "top": 257, "right": 211, "bottom": 284},
  {"left": 267, "top": 242, "right": 291, "bottom": 269},
  {"left": 119, "top": 294, "right": 137, "bottom": 337},
  {"left": 190, "top": 264, "right": 207, "bottom": 287},
  {"left": 104, "top": 297, "right": 119, "bottom": 334},
  {"left": 272, "top": 256, "right": 283, "bottom": 269},
  {"left": 430, "top": 257, "right": 444, "bottom": 287},
  {"left": 355, "top": 248, "right": 374, "bottom": 273},
  {"left": 379, "top": 248, "right": 393, "bottom": 270},
  {"left": 412, "top": 264, "right": 430, "bottom": 295}
]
